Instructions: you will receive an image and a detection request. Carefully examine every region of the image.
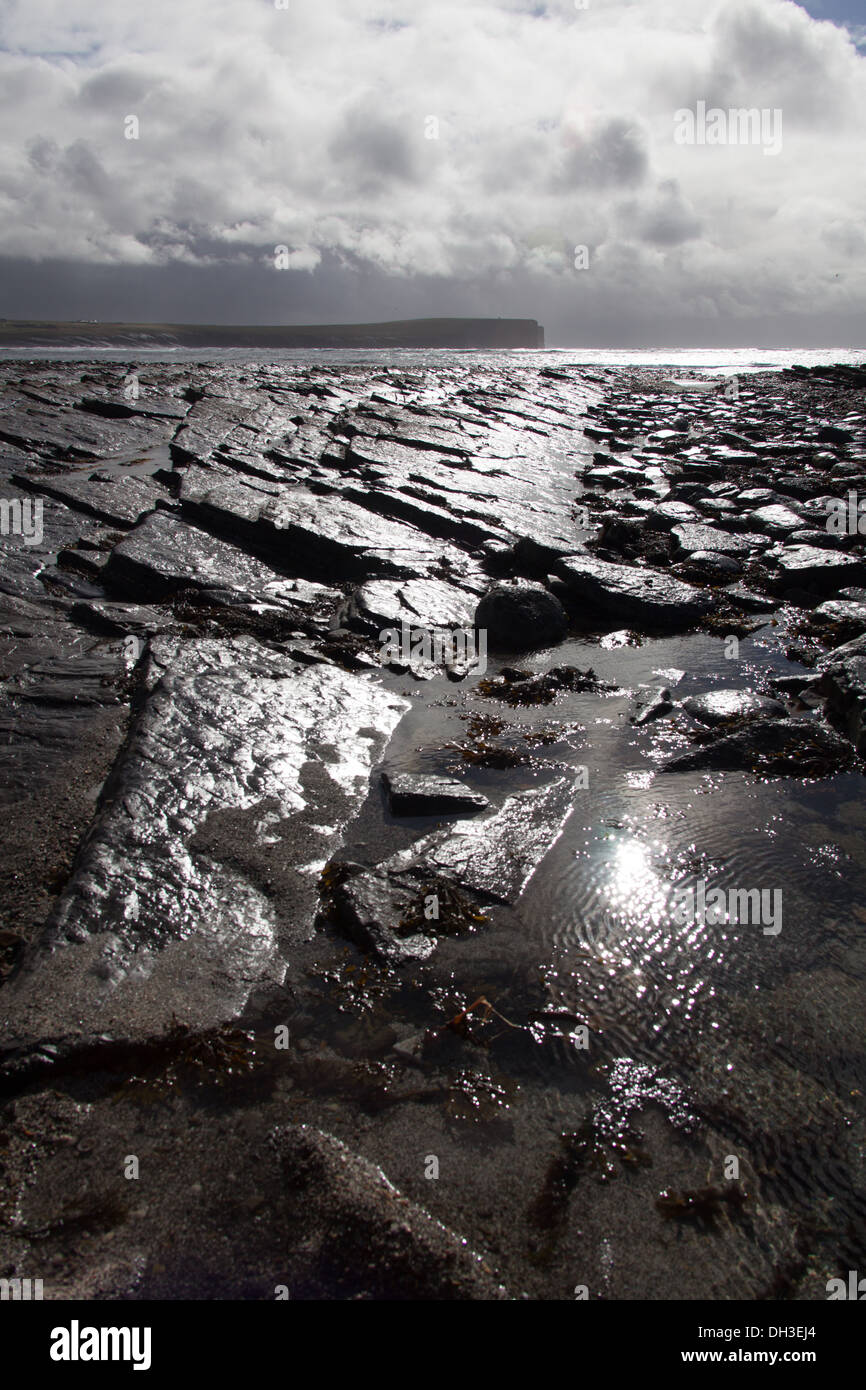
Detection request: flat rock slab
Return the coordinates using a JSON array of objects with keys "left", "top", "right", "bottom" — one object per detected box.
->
[
  {"left": 268, "top": 1125, "right": 509, "bottom": 1299},
  {"left": 69, "top": 599, "right": 171, "bottom": 637},
  {"left": 813, "top": 600, "right": 866, "bottom": 632},
  {"left": 671, "top": 524, "right": 758, "bottom": 557},
  {"left": 79, "top": 393, "right": 189, "bottom": 423},
  {"left": 14, "top": 470, "right": 165, "bottom": 528},
  {"left": 323, "top": 776, "right": 579, "bottom": 962},
  {"left": 386, "top": 776, "right": 579, "bottom": 905},
  {"left": 630, "top": 684, "right": 674, "bottom": 726},
  {"left": 747, "top": 504, "right": 805, "bottom": 536},
  {"left": 0, "top": 405, "right": 168, "bottom": 460},
  {"left": 181, "top": 473, "right": 452, "bottom": 582},
  {"left": 382, "top": 772, "right": 489, "bottom": 816},
  {"left": 171, "top": 397, "right": 259, "bottom": 463},
  {"left": 346, "top": 577, "right": 478, "bottom": 635},
  {"left": 556, "top": 553, "right": 713, "bottom": 628},
  {"left": 0, "top": 638, "right": 409, "bottom": 1047},
  {"left": 104, "top": 510, "right": 338, "bottom": 615},
  {"left": 766, "top": 544, "right": 866, "bottom": 595}
]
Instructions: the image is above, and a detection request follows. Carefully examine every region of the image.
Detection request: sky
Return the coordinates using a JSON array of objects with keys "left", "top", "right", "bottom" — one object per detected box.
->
[{"left": 0, "top": 0, "right": 864, "bottom": 346}]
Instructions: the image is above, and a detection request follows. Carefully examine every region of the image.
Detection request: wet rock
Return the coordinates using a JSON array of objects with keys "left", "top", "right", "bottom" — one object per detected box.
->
[
  {"left": 787, "top": 528, "right": 849, "bottom": 551},
  {"left": 474, "top": 580, "right": 567, "bottom": 650},
  {"left": 664, "top": 717, "right": 851, "bottom": 776},
  {"left": 583, "top": 462, "right": 645, "bottom": 489},
  {"left": 645, "top": 501, "right": 702, "bottom": 531},
  {"left": 670, "top": 524, "right": 758, "bottom": 557},
  {"left": 345, "top": 577, "right": 477, "bottom": 636},
  {"left": 815, "top": 644, "right": 866, "bottom": 754},
  {"left": 812, "top": 599, "right": 866, "bottom": 634},
  {"left": 14, "top": 470, "right": 166, "bottom": 529},
  {"left": 382, "top": 772, "right": 489, "bottom": 816},
  {"left": 79, "top": 393, "right": 188, "bottom": 423},
  {"left": 674, "top": 550, "right": 743, "bottom": 583},
  {"left": 555, "top": 553, "right": 713, "bottom": 629},
  {"left": 103, "top": 510, "right": 338, "bottom": 618},
  {"left": 341, "top": 479, "right": 503, "bottom": 550},
  {"left": 765, "top": 544, "right": 866, "bottom": 596},
  {"left": 69, "top": 599, "right": 170, "bottom": 638},
  {"left": 270, "top": 1125, "right": 509, "bottom": 1299},
  {"left": 318, "top": 860, "right": 438, "bottom": 963},
  {"left": 681, "top": 690, "right": 787, "bottom": 726},
  {"left": 181, "top": 470, "right": 459, "bottom": 582},
  {"left": 736, "top": 488, "right": 775, "bottom": 506},
  {"left": 1, "top": 640, "right": 410, "bottom": 1045},
  {"left": 817, "top": 424, "right": 855, "bottom": 446},
  {"left": 595, "top": 515, "right": 646, "bottom": 557},
  {"left": 722, "top": 582, "right": 777, "bottom": 613},
  {"left": 630, "top": 685, "right": 674, "bottom": 726},
  {"left": 747, "top": 504, "right": 805, "bottom": 536},
  {"left": 385, "top": 776, "right": 580, "bottom": 905},
  {"left": 0, "top": 405, "right": 166, "bottom": 460},
  {"left": 478, "top": 663, "right": 614, "bottom": 706},
  {"left": 170, "top": 396, "right": 258, "bottom": 463}
]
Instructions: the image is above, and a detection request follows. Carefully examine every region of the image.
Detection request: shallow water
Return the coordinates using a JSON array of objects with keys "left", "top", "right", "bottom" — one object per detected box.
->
[{"left": 328, "top": 611, "right": 866, "bottom": 1278}]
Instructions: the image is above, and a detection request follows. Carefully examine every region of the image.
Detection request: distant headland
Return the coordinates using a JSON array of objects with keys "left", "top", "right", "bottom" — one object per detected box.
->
[{"left": 0, "top": 317, "right": 544, "bottom": 350}]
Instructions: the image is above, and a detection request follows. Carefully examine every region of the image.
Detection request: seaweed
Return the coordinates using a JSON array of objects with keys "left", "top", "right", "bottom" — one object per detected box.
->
[
  {"left": 398, "top": 881, "right": 489, "bottom": 938},
  {"left": 477, "top": 665, "right": 614, "bottom": 707},
  {"left": 656, "top": 1183, "right": 749, "bottom": 1230}
]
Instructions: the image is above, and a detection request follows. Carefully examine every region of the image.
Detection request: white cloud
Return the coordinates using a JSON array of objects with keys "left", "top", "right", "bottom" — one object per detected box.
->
[{"left": 0, "top": 0, "right": 863, "bottom": 327}]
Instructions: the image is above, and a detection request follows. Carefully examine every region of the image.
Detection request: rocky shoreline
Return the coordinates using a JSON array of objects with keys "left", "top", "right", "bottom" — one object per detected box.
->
[{"left": 1, "top": 358, "right": 865, "bottom": 1300}]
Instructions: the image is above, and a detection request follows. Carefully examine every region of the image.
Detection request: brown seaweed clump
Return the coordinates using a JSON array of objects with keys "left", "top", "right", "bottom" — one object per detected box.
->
[{"left": 478, "top": 665, "right": 615, "bottom": 707}]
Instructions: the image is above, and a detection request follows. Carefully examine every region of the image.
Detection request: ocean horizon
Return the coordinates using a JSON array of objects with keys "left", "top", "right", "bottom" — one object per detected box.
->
[{"left": 1, "top": 344, "right": 864, "bottom": 372}]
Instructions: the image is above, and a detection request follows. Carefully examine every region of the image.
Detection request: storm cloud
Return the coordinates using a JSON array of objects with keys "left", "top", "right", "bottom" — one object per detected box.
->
[{"left": 0, "top": 0, "right": 864, "bottom": 343}]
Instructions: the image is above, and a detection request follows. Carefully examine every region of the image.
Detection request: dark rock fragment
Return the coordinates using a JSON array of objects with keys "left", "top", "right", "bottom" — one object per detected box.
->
[
  {"left": 475, "top": 580, "right": 567, "bottom": 650},
  {"left": 382, "top": 772, "right": 489, "bottom": 816}
]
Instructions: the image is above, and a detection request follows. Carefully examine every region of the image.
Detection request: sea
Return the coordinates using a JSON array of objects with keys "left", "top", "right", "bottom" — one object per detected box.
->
[{"left": 1, "top": 344, "right": 864, "bottom": 372}]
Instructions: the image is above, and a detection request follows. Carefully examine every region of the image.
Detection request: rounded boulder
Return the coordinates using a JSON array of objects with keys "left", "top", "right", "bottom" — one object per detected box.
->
[{"left": 474, "top": 580, "right": 567, "bottom": 651}]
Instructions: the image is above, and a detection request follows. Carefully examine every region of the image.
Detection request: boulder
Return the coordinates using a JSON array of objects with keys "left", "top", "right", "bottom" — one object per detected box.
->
[
  {"left": 675, "top": 550, "right": 743, "bottom": 583},
  {"left": 766, "top": 544, "right": 866, "bottom": 596},
  {"left": 474, "top": 580, "right": 567, "bottom": 650}
]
